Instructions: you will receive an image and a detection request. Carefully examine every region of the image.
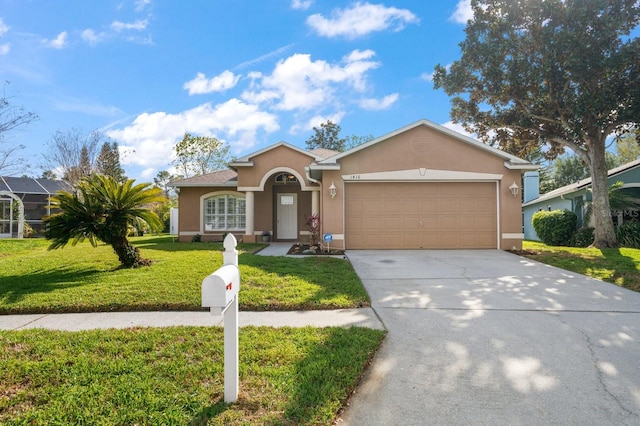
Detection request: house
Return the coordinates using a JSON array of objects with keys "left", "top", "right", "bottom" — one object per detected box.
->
[
  {"left": 169, "top": 119, "right": 536, "bottom": 250},
  {"left": 0, "top": 176, "right": 71, "bottom": 238},
  {"left": 522, "top": 159, "right": 640, "bottom": 241}
]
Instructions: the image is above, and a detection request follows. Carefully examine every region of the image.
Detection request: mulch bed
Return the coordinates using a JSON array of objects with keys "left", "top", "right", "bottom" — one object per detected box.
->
[{"left": 287, "top": 244, "right": 346, "bottom": 256}]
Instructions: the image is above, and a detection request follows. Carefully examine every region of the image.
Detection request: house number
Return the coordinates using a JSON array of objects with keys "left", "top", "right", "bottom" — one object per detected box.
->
[{"left": 350, "top": 175, "right": 361, "bottom": 180}]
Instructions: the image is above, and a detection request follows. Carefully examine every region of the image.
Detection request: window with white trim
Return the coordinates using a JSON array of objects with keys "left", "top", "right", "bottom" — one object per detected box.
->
[{"left": 203, "top": 194, "right": 246, "bottom": 231}]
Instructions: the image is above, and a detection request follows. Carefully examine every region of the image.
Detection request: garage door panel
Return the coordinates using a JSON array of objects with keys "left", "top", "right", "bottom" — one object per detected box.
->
[{"left": 346, "top": 182, "right": 497, "bottom": 249}]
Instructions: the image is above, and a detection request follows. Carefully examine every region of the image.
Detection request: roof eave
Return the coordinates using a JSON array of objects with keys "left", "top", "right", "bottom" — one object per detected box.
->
[{"left": 168, "top": 182, "right": 237, "bottom": 188}]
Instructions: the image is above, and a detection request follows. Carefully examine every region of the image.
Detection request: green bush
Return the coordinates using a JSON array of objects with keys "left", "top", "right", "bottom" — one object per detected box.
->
[
  {"left": 532, "top": 209, "right": 577, "bottom": 246},
  {"left": 572, "top": 227, "right": 594, "bottom": 247},
  {"left": 615, "top": 221, "right": 640, "bottom": 248}
]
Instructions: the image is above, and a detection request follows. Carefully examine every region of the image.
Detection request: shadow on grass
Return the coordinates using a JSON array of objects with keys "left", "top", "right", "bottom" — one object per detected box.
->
[
  {"left": 598, "top": 247, "right": 640, "bottom": 292},
  {"left": 189, "top": 401, "right": 229, "bottom": 426},
  {"left": 0, "top": 267, "right": 101, "bottom": 306},
  {"left": 132, "top": 236, "right": 264, "bottom": 254}
]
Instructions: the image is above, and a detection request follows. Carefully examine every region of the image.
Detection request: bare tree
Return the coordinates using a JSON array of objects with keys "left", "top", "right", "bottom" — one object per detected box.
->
[
  {"left": 0, "top": 82, "right": 38, "bottom": 175},
  {"left": 43, "top": 128, "right": 104, "bottom": 187}
]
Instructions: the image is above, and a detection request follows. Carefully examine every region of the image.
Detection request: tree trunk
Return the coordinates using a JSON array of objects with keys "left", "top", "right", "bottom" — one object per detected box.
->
[
  {"left": 586, "top": 139, "right": 617, "bottom": 248},
  {"left": 111, "top": 236, "right": 150, "bottom": 267}
]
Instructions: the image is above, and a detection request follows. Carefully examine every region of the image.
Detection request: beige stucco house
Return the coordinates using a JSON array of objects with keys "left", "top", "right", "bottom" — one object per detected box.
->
[{"left": 169, "top": 119, "right": 536, "bottom": 250}]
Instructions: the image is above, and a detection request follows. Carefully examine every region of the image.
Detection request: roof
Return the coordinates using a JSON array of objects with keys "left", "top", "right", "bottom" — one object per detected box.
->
[
  {"left": 229, "top": 141, "right": 330, "bottom": 168},
  {"left": 523, "top": 158, "right": 640, "bottom": 207},
  {"left": 313, "top": 118, "right": 537, "bottom": 170},
  {"left": 0, "top": 176, "right": 70, "bottom": 194},
  {"left": 168, "top": 169, "right": 238, "bottom": 187}
]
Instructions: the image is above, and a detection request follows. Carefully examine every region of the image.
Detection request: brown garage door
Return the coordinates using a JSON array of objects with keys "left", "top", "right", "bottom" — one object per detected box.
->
[{"left": 345, "top": 182, "right": 497, "bottom": 249}]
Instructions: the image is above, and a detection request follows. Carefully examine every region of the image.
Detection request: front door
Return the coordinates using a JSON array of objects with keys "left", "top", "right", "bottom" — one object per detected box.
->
[{"left": 277, "top": 193, "right": 297, "bottom": 240}]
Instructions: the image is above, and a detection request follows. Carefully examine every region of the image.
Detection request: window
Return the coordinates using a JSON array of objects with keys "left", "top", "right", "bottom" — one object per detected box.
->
[
  {"left": 275, "top": 173, "right": 298, "bottom": 184},
  {"left": 204, "top": 194, "right": 246, "bottom": 231}
]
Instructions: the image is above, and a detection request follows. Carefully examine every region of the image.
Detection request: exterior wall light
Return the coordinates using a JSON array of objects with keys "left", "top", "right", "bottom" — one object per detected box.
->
[
  {"left": 329, "top": 182, "right": 337, "bottom": 199},
  {"left": 509, "top": 181, "right": 520, "bottom": 197}
]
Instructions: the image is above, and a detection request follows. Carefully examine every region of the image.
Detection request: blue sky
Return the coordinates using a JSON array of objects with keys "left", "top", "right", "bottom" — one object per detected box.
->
[{"left": 0, "top": 0, "right": 474, "bottom": 182}]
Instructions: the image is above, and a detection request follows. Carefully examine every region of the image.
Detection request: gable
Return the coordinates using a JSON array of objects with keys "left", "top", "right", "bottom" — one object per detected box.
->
[
  {"left": 234, "top": 144, "right": 318, "bottom": 189},
  {"left": 337, "top": 124, "right": 511, "bottom": 175}
]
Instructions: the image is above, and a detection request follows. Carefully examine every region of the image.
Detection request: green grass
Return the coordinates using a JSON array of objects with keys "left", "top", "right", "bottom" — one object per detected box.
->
[
  {"left": 0, "top": 236, "right": 369, "bottom": 314},
  {"left": 522, "top": 241, "right": 640, "bottom": 292},
  {"left": 0, "top": 326, "right": 386, "bottom": 425}
]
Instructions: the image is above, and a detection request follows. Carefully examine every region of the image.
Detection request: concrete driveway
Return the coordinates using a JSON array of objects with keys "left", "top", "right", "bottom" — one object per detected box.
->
[{"left": 338, "top": 250, "right": 640, "bottom": 426}]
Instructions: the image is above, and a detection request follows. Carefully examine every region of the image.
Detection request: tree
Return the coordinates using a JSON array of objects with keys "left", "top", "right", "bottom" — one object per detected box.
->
[
  {"left": 433, "top": 0, "right": 640, "bottom": 247},
  {"left": 345, "top": 134, "right": 375, "bottom": 151},
  {"left": 305, "top": 120, "right": 347, "bottom": 152},
  {"left": 0, "top": 82, "right": 38, "bottom": 175},
  {"left": 615, "top": 131, "right": 640, "bottom": 165},
  {"left": 44, "top": 174, "right": 164, "bottom": 268},
  {"left": 154, "top": 170, "right": 179, "bottom": 198},
  {"left": 95, "top": 141, "right": 126, "bottom": 182},
  {"left": 44, "top": 128, "right": 104, "bottom": 187},
  {"left": 546, "top": 152, "right": 620, "bottom": 192},
  {"left": 172, "top": 133, "right": 230, "bottom": 178}
]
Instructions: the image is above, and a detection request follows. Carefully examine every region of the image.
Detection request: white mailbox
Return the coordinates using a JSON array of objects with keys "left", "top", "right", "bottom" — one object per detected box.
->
[{"left": 202, "top": 264, "right": 240, "bottom": 311}]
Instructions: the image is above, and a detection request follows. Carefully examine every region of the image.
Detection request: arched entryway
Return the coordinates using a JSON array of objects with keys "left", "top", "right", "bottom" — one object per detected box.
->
[{"left": 0, "top": 190, "right": 24, "bottom": 238}]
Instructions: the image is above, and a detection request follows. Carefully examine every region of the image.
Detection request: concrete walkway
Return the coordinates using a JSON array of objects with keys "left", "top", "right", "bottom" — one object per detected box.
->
[
  {"left": 0, "top": 309, "right": 383, "bottom": 331},
  {"left": 337, "top": 250, "right": 640, "bottom": 426}
]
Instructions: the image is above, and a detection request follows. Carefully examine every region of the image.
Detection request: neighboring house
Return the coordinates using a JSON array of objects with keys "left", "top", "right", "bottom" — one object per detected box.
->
[
  {"left": 522, "top": 159, "right": 640, "bottom": 241},
  {"left": 0, "top": 176, "right": 71, "bottom": 238},
  {"left": 169, "top": 119, "right": 536, "bottom": 250}
]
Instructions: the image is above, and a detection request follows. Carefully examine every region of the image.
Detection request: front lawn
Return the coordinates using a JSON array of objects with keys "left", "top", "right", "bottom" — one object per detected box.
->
[
  {"left": 0, "top": 236, "right": 370, "bottom": 314},
  {"left": 0, "top": 326, "right": 386, "bottom": 425},
  {"left": 522, "top": 241, "right": 640, "bottom": 292}
]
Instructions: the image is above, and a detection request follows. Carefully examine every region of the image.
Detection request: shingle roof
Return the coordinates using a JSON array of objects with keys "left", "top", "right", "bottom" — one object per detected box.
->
[
  {"left": 522, "top": 158, "right": 640, "bottom": 207},
  {"left": 309, "top": 148, "right": 340, "bottom": 160},
  {"left": 168, "top": 169, "right": 238, "bottom": 187}
]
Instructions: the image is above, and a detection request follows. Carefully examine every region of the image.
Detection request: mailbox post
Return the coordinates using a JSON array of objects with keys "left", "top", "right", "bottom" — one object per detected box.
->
[{"left": 202, "top": 234, "right": 240, "bottom": 403}]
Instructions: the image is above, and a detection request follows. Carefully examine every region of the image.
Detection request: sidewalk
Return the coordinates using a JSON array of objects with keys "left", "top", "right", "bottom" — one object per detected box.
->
[{"left": 0, "top": 309, "right": 384, "bottom": 331}]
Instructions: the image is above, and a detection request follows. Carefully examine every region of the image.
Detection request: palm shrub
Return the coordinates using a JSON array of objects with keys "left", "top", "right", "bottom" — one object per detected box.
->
[
  {"left": 44, "top": 174, "right": 165, "bottom": 267},
  {"left": 615, "top": 222, "right": 640, "bottom": 248},
  {"left": 532, "top": 209, "right": 577, "bottom": 246}
]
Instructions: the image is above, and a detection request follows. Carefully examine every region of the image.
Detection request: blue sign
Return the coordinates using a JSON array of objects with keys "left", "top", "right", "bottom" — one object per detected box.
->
[{"left": 323, "top": 233, "right": 333, "bottom": 243}]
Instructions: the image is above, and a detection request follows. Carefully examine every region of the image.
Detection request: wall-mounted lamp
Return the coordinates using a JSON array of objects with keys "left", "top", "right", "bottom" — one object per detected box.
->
[
  {"left": 329, "top": 182, "right": 337, "bottom": 199},
  {"left": 509, "top": 181, "right": 520, "bottom": 197}
]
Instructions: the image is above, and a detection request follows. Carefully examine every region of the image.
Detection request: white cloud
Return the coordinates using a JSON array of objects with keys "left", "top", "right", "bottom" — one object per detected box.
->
[
  {"left": 140, "top": 167, "right": 156, "bottom": 179},
  {"left": 44, "top": 31, "right": 68, "bottom": 49},
  {"left": 52, "top": 96, "right": 122, "bottom": 117},
  {"left": 450, "top": 0, "right": 473, "bottom": 24},
  {"left": 441, "top": 121, "right": 474, "bottom": 138},
  {"left": 111, "top": 19, "right": 148, "bottom": 32},
  {"left": 307, "top": 2, "right": 419, "bottom": 39},
  {"left": 183, "top": 70, "right": 241, "bottom": 95},
  {"left": 359, "top": 93, "right": 398, "bottom": 110},
  {"left": 291, "top": 0, "right": 313, "bottom": 10},
  {"left": 0, "top": 43, "right": 9, "bottom": 55},
  {"left": 135, "top": 0, "right": 152, "bottom": 12},
  {"left": 0, "top": 18, "right": 10, "bottom": 36},
  {"left": 242, "top": 49, "right": 380, "bottom": 111},
  {"left": 81, "top": 28, "right": 104, "bottom": 45},
  {"left": 290, "top": 112, "right": 345, "bottom": 134},
  {"left": 108, "top": 99, "right": 279, "bottom": 168},
  {"left": 234, "top": 43, "right": 295, "bottom": 70}
]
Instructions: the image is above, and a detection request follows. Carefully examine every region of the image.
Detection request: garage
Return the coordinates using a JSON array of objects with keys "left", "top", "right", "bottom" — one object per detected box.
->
[{"left": 345, "top": 182, "right": 498, "bottom": 249}]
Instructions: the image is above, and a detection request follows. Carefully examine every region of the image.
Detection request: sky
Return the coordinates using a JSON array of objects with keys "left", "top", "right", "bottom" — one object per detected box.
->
[{"left": 0, "top": 0, "right": 475, "bottom": 182}]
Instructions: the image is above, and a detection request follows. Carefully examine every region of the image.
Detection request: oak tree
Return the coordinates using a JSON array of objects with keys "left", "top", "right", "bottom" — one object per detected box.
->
[{"left": 433, "top": 0, "right": 640, "bottom": 247}]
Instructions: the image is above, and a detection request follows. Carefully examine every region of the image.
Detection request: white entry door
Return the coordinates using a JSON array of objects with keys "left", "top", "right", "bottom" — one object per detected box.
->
[{"left": 277, "top": 193, "right": 297, "bottom": 240}]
